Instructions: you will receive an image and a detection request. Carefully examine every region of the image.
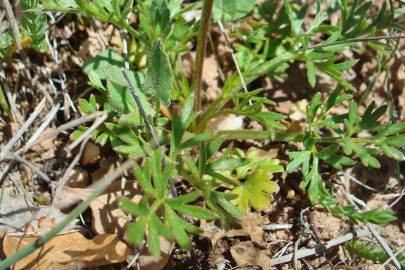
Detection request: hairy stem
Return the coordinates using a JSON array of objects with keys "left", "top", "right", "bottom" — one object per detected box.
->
[
  {"left": 122, "top": 70, "right": 178, "bottom": 197},
  {"left": 308, "top": 34, "right": 405, "bottom": 50},
  {"left": 122, "top": 70, "right": 160, "bottom": 147},
  {"left": 192, "top": 0, "right": 214, "bottom": 111},
  {"left": 214, "top": 130, "right": 304, "bottom": 142},
  {"left": 213, "top": 130, "right": 377, "bottom": 145}
]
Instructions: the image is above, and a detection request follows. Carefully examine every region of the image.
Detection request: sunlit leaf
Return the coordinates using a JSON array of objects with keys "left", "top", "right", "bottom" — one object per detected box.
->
[{"left": 143, "top": 40, "right": 173, "bottom": 106}]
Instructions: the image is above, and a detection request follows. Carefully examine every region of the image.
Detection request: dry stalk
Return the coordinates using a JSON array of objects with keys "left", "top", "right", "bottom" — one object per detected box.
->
[
  {"left": 17, "top": 111, "right": 106, "bottom": 154},
  {"left": 192, "top": 0, "right": 214, "bottom": 111},
  {"left": 0, "top": 97, "right": 47, "bottom": 159},
  {"left": 271, "top": 229, "right": 370, "bottom": 266}
]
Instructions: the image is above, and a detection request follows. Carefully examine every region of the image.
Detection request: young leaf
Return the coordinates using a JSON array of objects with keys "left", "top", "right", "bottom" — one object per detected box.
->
[
  {"left": 106, "top": 72, "right": 153, "bottom": 115},
  {"left": 119, "top": 112, "right": 142, "bottom": 128},
  {"left": 98, "top": 64, "right": 144, "bottom": 89},
  {"left": 317, "top": 144, "right": 354, "bottom": 169},
  {"left": 167, "top": 191, "right": 200, "bottom": 207},
  {"left": 167, "top": 0, "right": 183, "bottom": 17},
  {"left": 198, "top": 143, "right": 207, "bottom": 177},
  {"left": 170, "top": 203, "right": 215, "bottom": 220},
  {"left": 325, "top": 88, "right": 352, "bottom": 112},
  {"left": 386, "top": 134, "right": 405, "bottom": 149},
  {"left": 150, "top": 213, "right": 172, "bottom": 239},
  {"left": 143, "top": 0, "right": 171, "bottom": 39},
  {"left": 150, "top": 150, "right": 167, "bottom": 199},
  {"left": 147, "top": 222, "right": 161, "bottom": 257},
  {"left": 167, "top": 192, "right": 211, "bottom": 220},
  {"left": 181, "top": 94, "right": 196, "bottom": 128},
  {"left": 147, "top": 213, "right": 173, "bottom": 256},
  {"left": 348, "top": 141, "right": 380, "bottom": 168},
  {"left": 284, "top": 0, "right": 303, "bottom": 36},
  {"left": 214, "top": 192, "right": 244, "bottom": 220},
  {"left": 79, "top": 99, "right": 95, "bottom": 114},
  {"left": 207, "top": 136, "right": 226, "bottom": 158},
  {"left": 306, "top": 169, "right": 328, "bottom": 203},
  {"left": 306, "top": 58, "right": 316, "bottom": 87},
  {"left": 127, "top": 218, "right": 147, "bottom": 247},
  {"left": 95, "top": 133, "right": 109, "bottom": 146},
  {"left": 380, "top": 144, "right": 404, "bottom": 161},
  {"left": 334, "top": 59, "right": 358, "bottom": 71},
  {"left": 346, "top": 101, "right": 358, "bottom": 132},
  {"left": 119, "top": 197, "right": 149, "bottom": 217},
  {"left": 307, "top": 92, "right": 322, "bottom": 123},
  {"left": 133, "top": 163, "right": 155, "bottom": 196},
  {"left": 378, "top": 123, "right": 405, "bottom": 136},
  {"left": 113, "top": 144, "right": 144, "bottom": 158},
  {"left": 39, "top": 0, "right": 79, "bottom": 12},
  {"left": 231, "top": 166, "right": 280, "bottom": 213},
  {"left": 286, "top": 151, "right": 311, "bottom": 175},
  {"left": 346, "top": 240, "right": 405, "bottom": 267},
  {"left": 164, "top": 206, "right": 199, "bottom": 249},
  {"left": 120, "top": 0, "right": 133, "bottom": 19},
  {"left": 357, "top": 208, "right": 396, "bottom": 224},
  {"left": 359, "top": 103, "right": 387, "bottom": 131},
  {"left": 316, "top": 61, "right": 356, "bottom": 91},
  {"left": 20, "top": 0, "right": 48, "bottom": 52}
]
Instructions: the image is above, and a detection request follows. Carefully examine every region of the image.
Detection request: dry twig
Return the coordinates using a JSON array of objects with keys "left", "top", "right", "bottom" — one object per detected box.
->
[
  {"left": 271, "top": 229, "right": 370, "bottom": 266},
  {"left": 0, "top": 97, "right": 47, "bottom": 159},
  {"left": 17, "top": 111, "right": 106, "bottom": 154}
]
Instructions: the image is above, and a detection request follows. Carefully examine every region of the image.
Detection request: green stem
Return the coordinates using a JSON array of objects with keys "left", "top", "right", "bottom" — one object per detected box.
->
[
  {"left": 0, "top": 159, "right": 136, "bottom": 270},
  {"left": 308, "top": 34, "right": 405, "bottom": 50},
  {"left": 192, "top": 0, "right": 214, "bottom": 111},
  {"left": 214, "top": 130, "right": 304, "bottom": 142},
  {"left": 122, "top": 70, "right": 178, "bottom": 197},
  {"left": 213, "top": 130, "right": 377, "bottom": 145}
]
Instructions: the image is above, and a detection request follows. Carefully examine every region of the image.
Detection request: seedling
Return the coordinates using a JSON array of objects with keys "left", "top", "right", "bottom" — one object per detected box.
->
[{"left": 2, "top": 0, "right": 404, "bottom": 264}]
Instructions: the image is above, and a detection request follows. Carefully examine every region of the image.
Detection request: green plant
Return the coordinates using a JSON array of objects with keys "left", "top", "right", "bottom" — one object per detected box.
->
[
  {"left": 67, "top": 0, "right": 402, "bottom": 249},
  {"left": 230, "top": 150, "right": 282, "bottom": 213},
  {"left": 120, "top": 150, "right": 212, "bottom": 255},
  {"left": 346, "top": 240, "right": 405, "bottom": 267},
  {"left": 4, "top": 0, "right": 405, "bottom": 262},
  {"left": 0, "top": 0, "right": 48, "bottom": 57},
  {"left": 50, "top": 0, "right": 282, "bottom": 255},
  {"left": 286, "top": 90, "right": 399, "bottom": 224}
]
